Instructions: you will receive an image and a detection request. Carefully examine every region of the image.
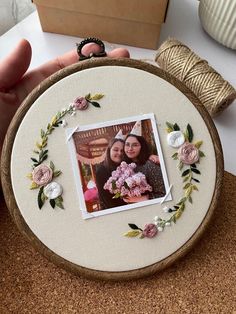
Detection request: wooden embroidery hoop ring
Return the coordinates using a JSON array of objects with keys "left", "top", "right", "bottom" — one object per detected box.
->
[{"left": 1, "top": 58, "right": 224, "bottom": 281}]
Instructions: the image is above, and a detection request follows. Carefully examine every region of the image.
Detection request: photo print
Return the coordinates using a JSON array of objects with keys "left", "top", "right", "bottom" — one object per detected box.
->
[{"left": 67, "top": 113, "right": 171, "bottom": 219}]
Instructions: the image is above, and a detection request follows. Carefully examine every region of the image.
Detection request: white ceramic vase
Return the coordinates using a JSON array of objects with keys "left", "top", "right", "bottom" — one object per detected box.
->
[{"left": 198, "top": 0, "right": 236, "bottom": 50}]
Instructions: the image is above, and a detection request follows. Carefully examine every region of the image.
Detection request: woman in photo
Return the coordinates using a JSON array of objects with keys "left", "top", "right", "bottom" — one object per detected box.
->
[
  {"left": 96, "top": 136, "right": 126, "bottom": 210},
  {"left": 123, "top": 122, "right": 165, "bottom": 203},
  {"left": 96, "top": 125, "right": 162, "bottom": 209}
]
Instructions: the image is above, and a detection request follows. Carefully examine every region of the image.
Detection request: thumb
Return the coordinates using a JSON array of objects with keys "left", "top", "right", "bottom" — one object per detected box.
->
[{"left": 0, "top": 39, "right": 32, "bottom": 91}]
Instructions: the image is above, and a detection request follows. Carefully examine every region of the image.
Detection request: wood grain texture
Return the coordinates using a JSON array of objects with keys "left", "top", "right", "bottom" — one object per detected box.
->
[{"left": 0, "top": 58, "right": 224, "bottom": 281}]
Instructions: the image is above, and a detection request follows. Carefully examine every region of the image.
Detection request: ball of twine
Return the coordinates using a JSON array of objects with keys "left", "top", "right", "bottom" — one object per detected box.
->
[{"left": 155, "top": 38, "right": 236, "bottom": 117}]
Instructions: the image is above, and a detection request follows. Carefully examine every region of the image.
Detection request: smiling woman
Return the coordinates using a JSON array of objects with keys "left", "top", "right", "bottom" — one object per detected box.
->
[
  {"left": 124, "top": 134, "right": 166, "bottom": 202},
  {"left": 96, "top": 138, "right": 126, "bottom": 210}
]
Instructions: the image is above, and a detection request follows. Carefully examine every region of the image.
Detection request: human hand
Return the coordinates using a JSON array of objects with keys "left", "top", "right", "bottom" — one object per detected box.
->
[
  {"left": 123, "top": 195, "right": 149, "bottom": 203},
  {"left": 149, "top": 154, "right": 160, "bottom": 164},
  {"left": 0, "top": 39, "right": 130, "bottom": 155}
]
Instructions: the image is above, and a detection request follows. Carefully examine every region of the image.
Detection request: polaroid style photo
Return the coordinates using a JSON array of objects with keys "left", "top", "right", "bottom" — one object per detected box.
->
[{"left": 67, "top": 113, "right": 171, "bottom": 219}]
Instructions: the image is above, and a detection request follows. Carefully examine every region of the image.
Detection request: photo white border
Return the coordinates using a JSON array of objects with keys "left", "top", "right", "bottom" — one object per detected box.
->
[{"left": 66, "top": 113, "right": 171, "bottom": 219}]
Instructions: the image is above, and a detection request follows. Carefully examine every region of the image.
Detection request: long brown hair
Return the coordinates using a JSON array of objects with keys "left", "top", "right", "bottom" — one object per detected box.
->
[{"left": 104, "top": 138, "right": 125, "bottom": 171}]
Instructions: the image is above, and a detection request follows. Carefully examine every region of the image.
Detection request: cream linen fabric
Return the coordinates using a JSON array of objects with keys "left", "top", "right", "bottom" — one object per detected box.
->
[{"left": 11, "top": 66, "right": 216, "bottom": 272}]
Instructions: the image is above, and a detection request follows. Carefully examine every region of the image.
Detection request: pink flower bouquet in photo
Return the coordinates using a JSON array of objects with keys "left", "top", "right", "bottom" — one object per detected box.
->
[{"left": 104, "top": 161, "right": 152, "bottom": 199}]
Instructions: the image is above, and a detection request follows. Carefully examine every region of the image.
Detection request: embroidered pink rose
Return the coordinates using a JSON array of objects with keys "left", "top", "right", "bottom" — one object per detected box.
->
[
  {"left": 142, "top": 223, "right": 158, "bottom": 238},
  {"left": 32, "top": 164, "right": 53, "bottom": 186},
  {"left": 178, "top": 142, "right": 199, "bottom": 165},
  {"left": 73, "top": 97, "right": 88, "bottom": 110}
]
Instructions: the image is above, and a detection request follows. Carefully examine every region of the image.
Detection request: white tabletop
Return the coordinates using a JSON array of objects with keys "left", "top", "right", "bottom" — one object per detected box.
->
[{"left": 0, "top": 1, "right": 235, "bottom": 174}]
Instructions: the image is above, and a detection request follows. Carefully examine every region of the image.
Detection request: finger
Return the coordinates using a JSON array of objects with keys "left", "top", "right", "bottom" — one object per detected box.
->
[
  {"left": 14, "top": 45, "right": 130, "bottom": 103},
  {"left": 107, "top": 48, "right": 130, "bottom": 58},
  {"left": 0, "top": 39, "right": 31, "bottom": 91},
  {"left": 31, "top": 45, "right": 130, "bottom": 80}
]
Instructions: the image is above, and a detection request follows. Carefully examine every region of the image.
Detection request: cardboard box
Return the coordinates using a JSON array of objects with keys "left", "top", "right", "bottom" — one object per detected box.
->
[{"left": 33, "top": 0, "right": 169, "bottom": 49}]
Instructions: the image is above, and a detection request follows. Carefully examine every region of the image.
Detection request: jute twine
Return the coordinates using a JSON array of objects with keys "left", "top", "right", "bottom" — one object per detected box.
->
[{"left": 155, "top": 39, "right": 236, "bottom": 117}]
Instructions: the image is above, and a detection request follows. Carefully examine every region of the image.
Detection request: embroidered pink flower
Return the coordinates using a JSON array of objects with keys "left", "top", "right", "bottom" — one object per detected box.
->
[
  {"left": 32, "top": 164, "right": 53, "bottom": 186},
  {"left": 178, "top": 142, "right": 199, "bottom": 165},
  {"left": 142, "top": 223, "right": 158, "bottom": 238},
  {"left": 73, "top": 97, "right": 88, "bottom": 110}
]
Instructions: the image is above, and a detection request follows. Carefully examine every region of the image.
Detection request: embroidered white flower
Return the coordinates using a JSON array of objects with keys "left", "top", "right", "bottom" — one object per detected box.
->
[
  {"left": 165, "top": 222, "right": 171, "bottom": 227},
  {"left": 167, "top": 131, "right": 185, "bottom": 148},
  {"left": 60, "top": 119, "right": 67, "bottom": 128},
  {"left": 163, "top": 206, "right": 169, "bottom": 213},
  {"left": 44, "top": 182, "right": 63, "bottom": 199},
  {"left": 154, "top": 216, "right": 159, "bottom": 221},
  {"left": 157, "top": 226, "right": 164, "bottom": 232}
]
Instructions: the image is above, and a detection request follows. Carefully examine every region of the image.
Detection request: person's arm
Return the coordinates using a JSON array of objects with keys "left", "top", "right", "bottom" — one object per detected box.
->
[{"left": 146, "top": 161, "right": 166, "bottom": 198}]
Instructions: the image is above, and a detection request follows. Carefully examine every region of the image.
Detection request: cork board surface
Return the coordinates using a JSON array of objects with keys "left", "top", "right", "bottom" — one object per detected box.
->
[{"left": 0, "top": 171, "right": 235, "bottom": 314}]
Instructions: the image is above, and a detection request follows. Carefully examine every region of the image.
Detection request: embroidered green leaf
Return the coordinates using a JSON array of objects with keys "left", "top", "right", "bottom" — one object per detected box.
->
[
  {"left": 193, "top": 178, "right": 200, "bottom": 183},
  {"left": 183, "top": 183, "right": 191, "bottom": 190},
  {"left": 182, "top": 169, "right": 190, "bottom": 177},
  {"left": 188, "top": 196, "right": 193, "bottom": 204},
  {"left": 178, "top": 161, "right": 184, "bottom": 170},
  {"left": 50, "top": 199, "right": 56, "bottom": 209},
  {"left": 38, "top": 155, "right": 48, "bottom": 164},
  {"left": 191, "top": 163, "right": 197, "bottom": 168},
  {"left": 31, "top": 157, "right": 38, "bottom": 163},
  {"left": 90, "top": 94, "right": 104, "bottom": 100},
  {"left": 185, "top": 187, "right": 192, "bottom": 197},
  {"left": 50, "top": 161, "right": 55, "bottom": 171},
  {"left": 173, "top": 123, "right": 180, "bottom": 131},
  {"left": 177, "top": 197, "right": 187, "bottom": 205},
  {"left": 27, "top": 173, "right": 33, "bottom": 180},
  {"left": 195, "top": 141, "right": 203, "bottom": 149},
  {"left": 191, "top": 168, "right": 201, "bottom": 174},
  {"left": 128, "top": 223, "right": 142, "bottom": 231},
  {"left": 166, "top": 122, "right": 174, "bottom": 132},
  {"left": 183, "top": 175, "right": 190, "bottom": 183},
  {"left": 171, "top": 152, "right": 178, "bottom": 159},
  {"left": 85, "top": 93, "right": 91, "bottom": 100},
  {"left": 90, "top": 101, "right": 100, "bottom": 108},
  {"left": 192, "top": 185, "right": 198, "bottom": 191},
  {"left": 39, "top": 149, "right": 48, "bottom": 160},
  {"left": 53, "top": 170, "right": 62, "bottom": 178},
  {"left": 186, "top": 124, "right": 193, "bottom": 142},
  {"left": 199, "top": 150, "right": 205, "bottom": 157},
  {"left": 30, "top": 182, "right": 39, "bottom": 190},
  {"left": 175, "top": 211, "right": 182, "bottom": 219},
  {"left": 51, "top": 116, "right": 57, "bottom": 125},
  {"left": 55, "top": 197, "right": 64, "bottom": 209},
  {"left": 41, "top": 129, "right": 45, "bottom": 138},
  {"left": 124, "top": 230, "right": 142, "bottom": 237},
  {"left": 172, "top": 215, "right": 177, "bottom": 223},
  {"left": 57, "top": 195, "right": 63, "bottom": 202},
  {"left": 38, "top": 187, "right": 44, "bottom": 209}
]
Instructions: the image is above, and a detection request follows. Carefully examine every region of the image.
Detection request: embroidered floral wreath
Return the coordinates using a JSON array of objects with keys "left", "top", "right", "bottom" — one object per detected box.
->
[{"left": 28, "top": 95, "right": 205, "bottom": 240}]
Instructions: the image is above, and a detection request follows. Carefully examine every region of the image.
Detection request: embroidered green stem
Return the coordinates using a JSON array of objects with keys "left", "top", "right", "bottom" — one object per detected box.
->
[
  {"left": 28, "top": 93, "right": 104, "bottom": 210},
  {"left": 124, "top": 122, "right": 205, "bottom": 239}
]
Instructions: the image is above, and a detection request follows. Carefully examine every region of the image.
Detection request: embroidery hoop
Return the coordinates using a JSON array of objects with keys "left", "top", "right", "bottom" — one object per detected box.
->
[{"left": 1, "top": 58, "right": 223, "bottom": 281}]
